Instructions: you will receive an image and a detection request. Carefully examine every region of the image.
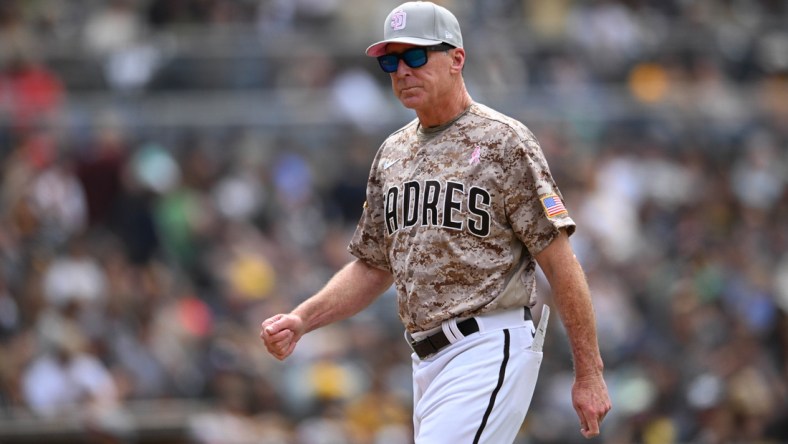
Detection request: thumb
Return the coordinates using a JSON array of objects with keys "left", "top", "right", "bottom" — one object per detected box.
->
[{"left": 264, "top": 315, "right": 296, "bottom": 335}]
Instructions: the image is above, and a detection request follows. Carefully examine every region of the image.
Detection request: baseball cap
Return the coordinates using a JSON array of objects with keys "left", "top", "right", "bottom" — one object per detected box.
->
[{"left": 365, "top": 1, "right": 463, "bottom": 57}]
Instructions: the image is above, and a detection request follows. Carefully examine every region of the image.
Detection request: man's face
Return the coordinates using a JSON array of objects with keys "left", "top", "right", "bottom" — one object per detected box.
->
[{"left": 385, "top": 43, "right": 455, "bottom": 111}]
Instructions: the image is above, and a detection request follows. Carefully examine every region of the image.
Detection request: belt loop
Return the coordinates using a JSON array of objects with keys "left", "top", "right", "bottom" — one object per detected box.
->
[{"left": 442, "top": 319, "right": 462, "bottom": 344}]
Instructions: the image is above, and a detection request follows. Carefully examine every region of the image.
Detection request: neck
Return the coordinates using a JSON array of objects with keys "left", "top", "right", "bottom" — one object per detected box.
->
[{"left": 416, "top": 85, "right": 473, "bottom": 128}]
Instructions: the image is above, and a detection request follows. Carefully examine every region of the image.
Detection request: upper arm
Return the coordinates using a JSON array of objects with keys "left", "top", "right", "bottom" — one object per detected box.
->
[
  {"left": 502, "top": 131, "right": 575, "bottom": 256},
  {"left": 534, "top": 229, "right": 577, "bottom": 284},
  {"left": 354, "top": 259, "right": 395, "bottom": 292}
]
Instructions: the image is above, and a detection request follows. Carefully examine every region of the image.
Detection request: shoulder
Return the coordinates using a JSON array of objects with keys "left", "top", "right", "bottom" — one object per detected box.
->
[
  {"left": 466, "top": 103, "right": 538, "bottom": 145},
  {"left": 382, "top": 118, "right": 420, "bottom": 146},
  {"left": 368, "top": 118, "right": 419, "bottom": 173},
  {"left": 464, "top": 103, "right": 541, "bottom": 157}
]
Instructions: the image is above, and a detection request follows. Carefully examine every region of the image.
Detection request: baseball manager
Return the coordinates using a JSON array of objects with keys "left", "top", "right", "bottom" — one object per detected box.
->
[{"left": 261, "top": 2, "right": 612, "bottom": 442}]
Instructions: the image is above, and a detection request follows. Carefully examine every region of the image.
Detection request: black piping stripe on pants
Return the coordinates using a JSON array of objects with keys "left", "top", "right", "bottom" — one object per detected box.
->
[{"left": 473, "top": 329, "right": 511, "bottom": 444}]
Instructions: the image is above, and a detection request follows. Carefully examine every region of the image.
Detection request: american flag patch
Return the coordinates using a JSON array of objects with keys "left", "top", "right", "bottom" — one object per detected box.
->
[{"left": 540, "top": 194, "right": 568, "bottom": 218}]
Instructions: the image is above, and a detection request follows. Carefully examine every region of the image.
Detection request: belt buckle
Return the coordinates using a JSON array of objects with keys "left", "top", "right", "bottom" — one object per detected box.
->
[
  {"left": 408, "top": 337, "right": 419, "bottom": 355},
  {"left": 407, "top": 334, "right": 435, "bottom": 359},
  {"left": 406, "top": 333, "right": 421, "bottom": 355}
]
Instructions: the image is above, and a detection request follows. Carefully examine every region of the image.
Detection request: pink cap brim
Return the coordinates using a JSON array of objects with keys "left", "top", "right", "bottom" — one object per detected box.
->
[{"left": 365, "top": 36, "right": 445, "bottom": 57}]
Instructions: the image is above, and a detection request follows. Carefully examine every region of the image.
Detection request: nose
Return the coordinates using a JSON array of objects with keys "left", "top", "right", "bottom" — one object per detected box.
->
[{"left": 394, "top": 59, "right": 412, "bottom": 76}]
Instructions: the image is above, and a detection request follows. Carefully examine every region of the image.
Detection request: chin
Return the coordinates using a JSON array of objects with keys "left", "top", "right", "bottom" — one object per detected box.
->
[{"left": 398, "top": 96, "right": 423, "bottom": 110}]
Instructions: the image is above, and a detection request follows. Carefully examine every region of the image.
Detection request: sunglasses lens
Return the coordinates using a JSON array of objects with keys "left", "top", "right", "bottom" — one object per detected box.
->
[
  {"left": 378, "top": 55, "right": 399, "bottom": 73},
  {"left": 402, "top": 48, "right": 428, "bottom": 68},
  {"left": 377, "top": 48, "right": 431, "bottom": 73}
]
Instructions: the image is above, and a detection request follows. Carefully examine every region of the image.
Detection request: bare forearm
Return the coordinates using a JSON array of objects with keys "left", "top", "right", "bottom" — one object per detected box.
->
[
  {"left": 535, "top": 232, "right": 612, "bottom": 437},
  {"left": 292, "top": 259, "right": 394, "bottom": 334},
  {"left": 548, "top": 259, "right": 604, "bottom": 377},
  {"left": 536, "top": 232, "right": 604, "bottom": 377}
]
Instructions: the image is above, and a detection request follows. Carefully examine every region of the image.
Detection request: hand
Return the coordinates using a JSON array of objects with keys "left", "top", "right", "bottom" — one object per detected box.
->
[
  {"left": 259, "top": 313, "right": 305, "bottom": 360},
  {"left": 572, "top": 373, "right": 612, "bottom": 439}
]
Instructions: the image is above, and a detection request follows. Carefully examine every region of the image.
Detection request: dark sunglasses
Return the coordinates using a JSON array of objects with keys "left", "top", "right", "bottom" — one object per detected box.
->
[{"left": 377, "top": 43, "right": 455, "bottom": 73}]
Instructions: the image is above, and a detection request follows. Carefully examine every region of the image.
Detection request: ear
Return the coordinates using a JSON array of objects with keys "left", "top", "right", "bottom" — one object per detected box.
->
[{"left": 450, "top": 48, "right": 465, "bottom": 73}]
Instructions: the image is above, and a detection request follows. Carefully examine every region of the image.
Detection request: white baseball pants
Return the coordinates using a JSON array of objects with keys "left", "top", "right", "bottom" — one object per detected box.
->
[{"left": 410, "top": 307, "right": 544, "bottom": 443}]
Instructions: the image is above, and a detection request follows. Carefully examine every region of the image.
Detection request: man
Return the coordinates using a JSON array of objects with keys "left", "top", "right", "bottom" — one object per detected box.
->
[{"left": 260, "top": 2, "right": 611, "bottom": 442}]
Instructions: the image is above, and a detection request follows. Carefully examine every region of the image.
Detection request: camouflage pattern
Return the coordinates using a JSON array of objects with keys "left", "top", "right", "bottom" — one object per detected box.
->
[{"left": 348, "top": 103, "right": 575, "bottom": 333}]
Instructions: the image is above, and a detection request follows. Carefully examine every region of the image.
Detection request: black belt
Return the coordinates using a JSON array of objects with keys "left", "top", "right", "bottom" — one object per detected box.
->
[{"left": 409, "top": 307, "right": 532, "bottom": 359}]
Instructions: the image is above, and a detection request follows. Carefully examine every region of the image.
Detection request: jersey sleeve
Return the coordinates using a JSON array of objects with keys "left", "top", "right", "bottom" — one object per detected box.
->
[
  {"left": 503, "top": 128, "right": 576, "bottom": 256},
  {"left": 347, "top": 152, "right": 392, "bottom": 272}
]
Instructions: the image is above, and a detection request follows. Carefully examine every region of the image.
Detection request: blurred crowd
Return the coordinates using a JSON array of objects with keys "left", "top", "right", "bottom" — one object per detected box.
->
[{"left": 1, "top": 0, "right": 787, "bottom": 443}]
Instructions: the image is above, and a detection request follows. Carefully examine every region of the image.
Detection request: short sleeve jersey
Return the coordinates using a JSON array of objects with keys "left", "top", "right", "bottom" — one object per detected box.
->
[{"left": 348, "top": 103, "right": 575, "bottom": 333}]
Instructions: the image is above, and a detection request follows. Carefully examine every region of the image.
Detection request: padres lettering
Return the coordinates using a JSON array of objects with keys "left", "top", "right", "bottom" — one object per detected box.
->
[{"left": 384, "top": 180, "right": 491, "bottom": 237}]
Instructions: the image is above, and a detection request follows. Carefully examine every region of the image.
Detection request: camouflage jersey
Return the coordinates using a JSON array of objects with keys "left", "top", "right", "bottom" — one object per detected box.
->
[{"left": 348, "top": 102, "right": 575, "bottom": 333}]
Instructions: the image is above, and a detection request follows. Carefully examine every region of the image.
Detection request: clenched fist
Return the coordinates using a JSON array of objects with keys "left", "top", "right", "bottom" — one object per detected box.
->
[{"left": 260, "top": 313, "right": 306, "bottom": 360}]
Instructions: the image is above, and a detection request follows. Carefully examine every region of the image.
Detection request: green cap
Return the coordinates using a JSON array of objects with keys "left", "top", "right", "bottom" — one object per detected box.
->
[{"left": 365, "top": 1, "right": 463, "bottom": 57}]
